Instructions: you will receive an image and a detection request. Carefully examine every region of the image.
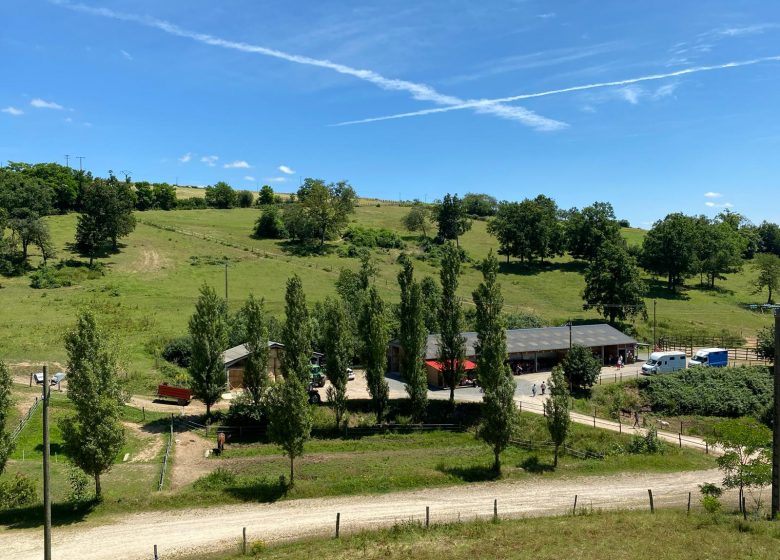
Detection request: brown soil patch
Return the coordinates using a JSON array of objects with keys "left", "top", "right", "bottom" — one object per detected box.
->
[
  {"left": 171, "top": 430, "right": 214, "bottom": 489},
  {"left": 123, "top": 422, "right": 165, "bottom": 463}
]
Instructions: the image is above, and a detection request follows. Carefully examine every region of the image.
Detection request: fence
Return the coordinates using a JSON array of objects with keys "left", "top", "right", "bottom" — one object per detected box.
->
[
  {"left": 158, "top": 418, "right": 175, "bottom": 491},
  {"left": 9, "top": 397, "right": 40, "bottom": 443},
  {"left": 657, "top": 337, "right": 770, "bottom": 365}
]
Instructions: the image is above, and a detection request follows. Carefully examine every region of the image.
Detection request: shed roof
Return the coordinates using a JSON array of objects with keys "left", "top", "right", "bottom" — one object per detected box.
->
[
  {"left": 417, "top": 324, "right": 637, "bottom": 360},
  {"left": 223, "top": 341, "right": 284, "bottom": 367}
]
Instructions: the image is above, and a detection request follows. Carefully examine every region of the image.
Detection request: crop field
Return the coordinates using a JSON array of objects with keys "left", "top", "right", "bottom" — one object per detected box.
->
[{"left": 0, "top": 203, "right": 773, "bottom": 391}]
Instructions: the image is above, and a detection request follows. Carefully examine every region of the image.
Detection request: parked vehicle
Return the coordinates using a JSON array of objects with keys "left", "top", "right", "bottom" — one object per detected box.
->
[
  {"left": 33, "top": 372, "right": 44, "bottom": 385},
  {"left": 50, "top": 372, "right": 67, "bottom": 385},
  {"left": 307, "top": 382, "right": 322, "bottom": 405},
  {"left": 641, "top": 351, "right": 687, "bottom": 375},
  {"left": 309, "top": 365, "right": 327, "bottom": 387},
  {"left": 156, "top": 383, "right": 193, "bottom": 405},
  {"left": 347, "top": 367, "right": 355, "bottom": 381},
  {"left": 689, "top": 348, "right": 728, "bottom": 367}
]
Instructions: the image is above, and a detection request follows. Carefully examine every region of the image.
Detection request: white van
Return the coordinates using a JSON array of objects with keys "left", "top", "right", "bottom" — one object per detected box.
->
[{"left": 641, "top": 351, "right": 687, "bottom": 375}]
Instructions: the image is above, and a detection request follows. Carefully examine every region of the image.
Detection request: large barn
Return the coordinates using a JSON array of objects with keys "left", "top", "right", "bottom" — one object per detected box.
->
[{"left": 388, "top": 324, "right": 638, "bottom": 387}]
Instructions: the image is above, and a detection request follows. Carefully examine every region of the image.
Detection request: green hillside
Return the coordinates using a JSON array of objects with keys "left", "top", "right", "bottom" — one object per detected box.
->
[{"left": 0, "top": 203, "right": 772, "bottom": 389}]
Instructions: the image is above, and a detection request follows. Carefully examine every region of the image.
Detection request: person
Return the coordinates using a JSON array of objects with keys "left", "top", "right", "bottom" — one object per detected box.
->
[
  {"left": 531, "top": 383, "right": 537, "bottom": 397},
  {"left": 516, "top": 363, "right": 523, "bottom": 375},
  {"left": 540, "top": 381, "right": 546, "bottom": 396},
  {"left": 633, "top": 410, "right": 640, "bottom": 428},
  {"left": 617, "top": 355, "right": 623, "bottom": 369}
]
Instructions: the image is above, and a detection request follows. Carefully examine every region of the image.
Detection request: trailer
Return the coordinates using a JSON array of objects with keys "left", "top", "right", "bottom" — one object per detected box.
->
[{"left": 157, "top": 383, "right": 193, "bottom": 405}]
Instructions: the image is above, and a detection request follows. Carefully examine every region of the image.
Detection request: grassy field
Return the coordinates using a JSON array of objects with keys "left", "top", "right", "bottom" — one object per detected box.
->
[
  {"left": 192, "top": 510, "right": 780, "bottom": 560},
  {"left": 0, "top": 203, "right": 773, "bottom": 391}
]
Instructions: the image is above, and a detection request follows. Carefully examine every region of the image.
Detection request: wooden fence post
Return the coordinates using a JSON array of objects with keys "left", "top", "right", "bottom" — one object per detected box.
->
[
  {"left": 705, "top": 441, "right": 709, "bottom": 454},
  {"left": 678, "top": 432, "right": 682, "bottom": 448},
  {"left": 243, "top": 527, "right": 247, "bottom": 555},
  {"left": 648, "top": 489, "right": 655, "bottom": 513},
  {"left": 494, "top": 499, "right": 498, "bottom": 521},
  {"left": 573, "top": 495, "right": 578, "bottom": 515},
  {"left": 426, "top": 506, "right": 430, "bottom": 528},
  {"left": 336, "top": 512, "right": 341, "bottom": 538},
  {"left": 687, "top": 492, "right": 691, "bottom": 514},
  {"left": 154, "top": 545, "right": 159, "bottom": 560},
  {"left": 593, "top": 408, "right": 596, "bottom": 427}
]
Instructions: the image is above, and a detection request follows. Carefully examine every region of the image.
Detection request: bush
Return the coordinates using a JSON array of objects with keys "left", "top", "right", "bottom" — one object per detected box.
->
[
  {"left": 639, "top": 366, "right": 773, "bottom": 419},
  {"left": 67, "top": 463, "right": 91, "bottom": 503},
  {"left": 226, "top": 393, "right": 265, "bottom": 426},
  {"left": 176, "top": 197, "right": 207, "bottom": 210},
  {"left": 0, "top": 473, "right": 38, "bottom": 509},
  {"left": 194, "top": 468, "right": 236, "bottom": 491},
  {"left": 626, "top": 427, "right": 665, "bottom": 454},
  {"left": 702, "top": 494, "right": 722, "bottom": 514},
  {"left": 30, "top": 265, "right": 68, "bottom": 288},
  {"left": 253, "top": 206, "right": 288, "bottom": 239},
  {"left": 237, "top": 190, "right": 254, "bottom": 208},
  {"left": 336, "top": 244, "right": 370, "bottom": 259},
  {"left": 699, "top": 482, "right": 723, "bottom": 498},
  {"left": 162, "top": 336, "right": 193, "bottom": 368},
  {"left": 342, "top": 226, "right": 404, "bottom": 249},
  {"left": 503, "top": 312, "right": 544, "bottom": 329},
  {"left": 561, "top": 345, "right": 601, "bottom": 390}
]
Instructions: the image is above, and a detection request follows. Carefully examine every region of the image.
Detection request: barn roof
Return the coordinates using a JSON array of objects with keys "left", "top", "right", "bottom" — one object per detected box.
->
[
  {"left": 223, "top": 341, "right": 323, "bottom": 367},
  {"left": 416, "top": 324, "right": 637, "bottom": 360}
]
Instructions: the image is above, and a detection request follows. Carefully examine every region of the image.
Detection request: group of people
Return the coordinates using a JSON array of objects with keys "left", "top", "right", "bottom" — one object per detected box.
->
[{"left": 530, "top": 381, "right": 546, "bottom": 397}]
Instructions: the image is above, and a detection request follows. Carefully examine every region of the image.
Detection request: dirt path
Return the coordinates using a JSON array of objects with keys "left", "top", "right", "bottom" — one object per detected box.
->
[
  {"left": 0, "top": 468, "right": 726, "bottom": 560},
  {"left": 171, "top": 430, "right": 214, "bottom": 488}
]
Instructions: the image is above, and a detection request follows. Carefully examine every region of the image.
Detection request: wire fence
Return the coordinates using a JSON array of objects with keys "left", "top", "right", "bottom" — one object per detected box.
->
[
  {"left": 658, "top": 337, "right": 770, "bottom": 365},
  {"left": 158, "top": 418, "right": 175, "bottom": 491},
  {"left": 9, "top": 397, "right": 40, "bottom": 443}
]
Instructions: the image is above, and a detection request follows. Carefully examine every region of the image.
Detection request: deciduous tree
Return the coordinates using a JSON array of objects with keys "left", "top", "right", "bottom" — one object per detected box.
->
[
  {"left": 295, "top": 178, "right": 357, "bottom": 248},
  {"left": 433, "top": 194, "right": 472, "bottom": 246},
  {"left": 241, "top": 295, "right": 270, "bottom": 408},
  {"left": 561, "top": 344, "right": 601, "bottom": 390},
  {"left": 402, "top": 203, "right": 431, "bottom": 239},
  {"left": 544, "top": 366, "right": 571, "bottom": 467},
  {"left": 188, "top": 284, "right": 228, "bottom": 417},
  {"left": 362, "top": 287, "right": 389, "bottom": 423},
  {"left": 258, "top": 185, "right": 275, "bottom": 205},
  {"left": 752, "top": 253, "right": 780, "bottom": 304},
  {"left": 398, "top": 255, "right": 428, "bottom": 422},
  {"left": 641, "top": 213, "right": 698, "bottom": 290},
  {"left": 61, "top": 311, "right": 126, "bottom": 499},
  {"left": 565, "top": 202, "right": 621, "bottom": 262},
  {"left": 205, "top": 181, "right": 238, "bottom": 209},
  {"left": 0, "top": 360, "right": 13, "bottom": 475},
  {"left": 266, "top": 373, "right": 312, "bottom": 487},
  {"left": 281, "top": 275, "right": 312, "bottom": 383},
  {"left": 322, "top": 297, "right": 352, "bottom": 430},
  {"left": 438, "top": 242, "right": 465, "bottom": 405},
  {"left": 582, "top": 240, "right": 647, "bottom": 324}
]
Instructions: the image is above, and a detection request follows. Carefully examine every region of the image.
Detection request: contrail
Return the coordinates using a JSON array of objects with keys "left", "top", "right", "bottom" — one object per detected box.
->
[
  {"left": 336, "top": 54, "right": 780, "bottom": 126},
  {"left": 50, "top": 0, "right": 566, "bottom": 131}
]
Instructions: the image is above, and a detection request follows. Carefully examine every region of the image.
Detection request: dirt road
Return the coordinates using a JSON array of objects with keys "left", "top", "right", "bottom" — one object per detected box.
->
[{"left": 1, "top": 468, "right": 724, "bottom": 560}]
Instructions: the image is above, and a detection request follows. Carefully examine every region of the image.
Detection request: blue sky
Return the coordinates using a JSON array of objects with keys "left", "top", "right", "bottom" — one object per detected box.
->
[{"left": 1, "top": 0, "right": 779, "bottom": 227}]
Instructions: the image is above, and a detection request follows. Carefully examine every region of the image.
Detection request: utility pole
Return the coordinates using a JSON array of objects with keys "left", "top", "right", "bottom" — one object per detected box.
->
[
  {"left": 772, "top": 309, "right": 779, "bottom": 519},
  {"left": 224, "top": 259, "right": 229, "bottom": 310},
  {"left": 120, "top": 169, "right": 132, "bottom": 182},
  {"left": 653, "top": 300, "right": 657, "bottom": 350},
  {"left": 64, "top": 154, "right": 71, "bottom": 168},
  {"left": 42, "top": 364, "right": 52, "bottom": 560},
  {"left": 76, "top": 156, "right": 85, "bottom": 171}
]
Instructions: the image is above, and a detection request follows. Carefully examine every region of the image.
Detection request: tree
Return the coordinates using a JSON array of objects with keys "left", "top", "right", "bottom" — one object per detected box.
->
[
  {"left": 709, "top": 418, "right": 772, "bottom": 513},
  {"left": 398, "top": 255, "right": 428, "bottom": 422},
  {"left": 0, "top": 360, "right": 13, "bottom": 475},
  {"left": 473, "top": 251, "right": 517, "bottom": 472},
  {"left": 402, "top": 203, "right": 431, "bottom": 239},
  {"left": 362, "top": 287, "right": 389, "bottom": 423},
  {"left": 641, "top": 213, "right": 699, "bottom": 290},
  {"left": 76, "top": 175, "right": 137, "bottom": 260},
  {"left": 322, "top": 298, "right": 352, "bottom": 430},
  {"left": 188, "top": 284, "right": 228, "bottom": 417},
  {"left": 419, "top": 276, "right": 441, "bottom": 334},
  {"left": 266, "top": 372, "right": 312, "bottom": 486},
  {"left": 752, "top": 253, "right": 780, "bottom": 304},
  {"left": 582, "top": 240, "right": 647, "bottom": 324},
  {"left": 258, "top": 185, "right": 275, "bottom": 206},
  {"left": 134, "top": 182, "right": 154, "bottom": 211},
  {"left": 566, "top": 202, "right": 621, "bottom": 262},
  {"left": 281, "top": 275, "right": 312, "bottom": 383},
  {"left": 153, "top": 183, "right": 177, "bottom": 210},
  {"left": 295, "top": 178, "right": 357, "bottom": 248},
  {"left": 438, "top": 242, "right": 466, "bottom": 405},
  {"left": 205, "top": 181, "right": 238, "bottom": 209},
  {"left": 488, "top": 196, "right": 565, "bottom": 263},
  {"left": 241, "top": 295, "right": 270, "bottom": 409},
  {"left": 544, "top": 366, "right": 571, "bottom": 467},
  {"left": 433, "top": 194, "right": 472, "bottom": 246},
  {"left": 694, "top": 217, "right": 746, "bottom": 288},
  {"left": 7, "top": 208, "right": 51, "bottom": 262},
  {"left": 6, "top": 161, "right": 79, "bottom": 214},
  {"left": 237, "top": 190, "right": 254, "bottom": 208},
  {"left": 61, "top": 311, "right": 126, "bottom": 499},
  {"left": 462, "top": 193, "right": 498, "bottom": 217},
  {"left": 756, "top": 324, "right": 775, "bottom": 362},
  {"left": 561, "top": 344, "right": 601, "bottom": 390},
  {"left": 757, "top": 221, "right": 780, "bottom": 256},
  {"left": 253, "top": 206, "right": 288, "bottom": 239}
]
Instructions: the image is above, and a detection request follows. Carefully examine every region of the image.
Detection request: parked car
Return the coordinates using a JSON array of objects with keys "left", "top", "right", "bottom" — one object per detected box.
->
[
  {"left": 347, "top": 368, "right": 355, "bottom": 381},
  {"left": 33, "top": 372, "right": 45, "bottom": 385},
  {"left": 50, "top": 372, "right": 66, "bottom": 385}
]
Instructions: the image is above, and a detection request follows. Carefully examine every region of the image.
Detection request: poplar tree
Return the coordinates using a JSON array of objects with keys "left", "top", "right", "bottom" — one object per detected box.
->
[
  {"left": 398, "top": 255, "right": 428, "bottom": 422},
  {"left": 438, "top": 242, "right": 465, "bottom": 405},
  {"left": 241, "top": 294, "right": 270, "bottom": 408},
  {"left": 322, "top": 297, "right": 352, "bottom": 430},
  {"left": 0, "top": 360, "right": 13, "bottom": 475},
  {"left": 362, "top": 287, "right": 390, "bottom": 423},
  {"left": 280, "top": 275, "right": 312, "bottom": 383},
  {"left": 473, "top": 252, "right": 517, "bottom": 472},
  {"left": 544, "top": 366, "right": 571, "bottom": 467},
  {"left": 188, "top": 284, "right": 228, "bottom": 417},
  {"left": 61, "top": 311, "right": 126, "bottom": 499},
  {"left": 267, "top": 275, "right": 314, "bottom": 485}
]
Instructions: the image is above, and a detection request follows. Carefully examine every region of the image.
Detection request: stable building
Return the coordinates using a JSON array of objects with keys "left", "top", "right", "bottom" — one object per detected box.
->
[
  {"left": 388, "top": 324, "right": 638, "bottom": 388},
  {"left": 222, "top": 342, "right": 323, "bottom": 390}
]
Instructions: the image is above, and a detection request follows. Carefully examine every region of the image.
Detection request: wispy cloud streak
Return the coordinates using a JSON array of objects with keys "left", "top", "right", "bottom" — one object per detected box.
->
[
  {"left": 50, "top": 0, "right": 565, "bottom": 131},
  {"left": 336, "top": 55, "right": 780, "bottom": 125}
]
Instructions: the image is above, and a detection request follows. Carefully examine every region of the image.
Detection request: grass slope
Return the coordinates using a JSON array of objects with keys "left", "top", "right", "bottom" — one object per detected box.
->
[{"left": 0, "top": 204, "right": 772, "bottom": 390}]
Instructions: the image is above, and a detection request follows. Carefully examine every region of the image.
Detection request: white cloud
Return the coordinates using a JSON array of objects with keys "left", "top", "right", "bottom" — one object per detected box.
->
[
  {"left": 224, "top": 160, "right": 251, "bottom": 169},
  {"left": 705, "top": 201, "right": 733, "bottom": 208},
  {"left": 536, "top": 13, "right": 556, "bottom": 19},
  {"left": 278, "top": 165, "right": 295, "bottom": 175},
  {"left": 704, "top": 191, "right": 723, "bottom": 198},
  {"left": 652, "top": 83, "right": 677, "bottom": 99},
  {"left": 120, "top": 49, "right": 133, "bottom": 60},
  {"left": 179, "top": 152, "right": 192, "bottom": 163},
  {"left": 2, "top": 106, "right": 23, "bottom": 116},
  {"left": 335, "top": 54, "right": 780, "bottom": 125},
  {"left": 200, "top": 155, "right": 219, "bottom": 166},
  {"left": 30, "top": 98, "right": 64, "bottom": 110},
  {"left": 618, "top": 86, "right": 642, "bottom": 104},
  {"left": 55, "top": 1, "right": 565, "bottom": 131},
  {"left": 64, "top": 116, "right": 73, "bottom": 123},
  {"left": 717, "top": 24, "right": 778, "bottom": 37},
  {"left": 264, "top": 176, "right": 288, "bottom": 183},
  {"left": 244, "top": 175, "right": 255, "bottom": 181}
]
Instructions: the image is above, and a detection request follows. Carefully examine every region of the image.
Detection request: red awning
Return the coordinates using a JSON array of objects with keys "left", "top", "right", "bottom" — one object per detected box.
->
[{"left": 425, "top": 359, "right": 477, "bottom": 372}]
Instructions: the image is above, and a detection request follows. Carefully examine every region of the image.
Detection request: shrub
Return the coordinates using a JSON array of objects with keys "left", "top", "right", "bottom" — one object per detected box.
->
[
  {"left": 503, "top": 312, "right": 544, "bottom": 329},
  {"left": 194, "top": 468, "right": 236, "bottom": 491},
  {"left": 226, "top": 393, "right": 265, "bottom": 426},
  {"left": 626, "top": 427, "right": 665, "bottom": 454},
  {"left": 176, "top": 197, "right": 207, "bottom": 210},
  {"left": 561, "top": 345, "right": 601, "bottom": 390},
  {"left": 253, "top": 206, "right": 288, "bottom": 239},
  {"left": 67, "top": 463, "right": 91, "bottom": 503},
  {"left": 699, "top": 482, "right": 723, "bottom": 498},
  {"left": 702, "top": 495, "right": 722, "bottom": 514},
  {"left": 162, "top": 336, "right": 193, "bottom": 368},
  {"left": 336, "top": 244, "right": 370, "bottom": 259},
  {"left": 0, "top": 473, "right": 38, "bottom": 509},
  {"left": 30, "top": 265, "right": 68, "bottom": 289},
  {"left": 639, "top": 366, "right": 773, "bottom": 419},
  {"left": 342, "top": 226, "right": 404, "bottom": 249},
  {"left": 237, "top": 190, "right": 254, "bottom": 208}
]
